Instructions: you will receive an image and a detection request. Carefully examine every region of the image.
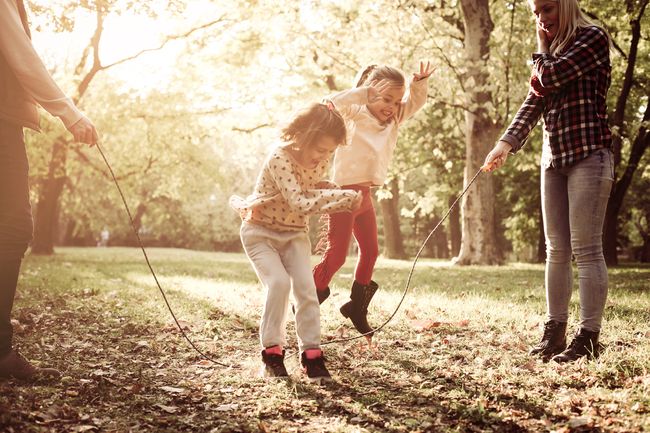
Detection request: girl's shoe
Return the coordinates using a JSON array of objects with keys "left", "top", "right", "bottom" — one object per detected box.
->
[
  {"left": 340, "top": 280, "right": 378, "bottom": 336},
  {"left": 529, "top": 320, "right": 567, "bottom": 361},
  {"left": 261, "top": 349, "right": 288, "bottom": 378},
  {"left": 300, "top": 351, "right": 332, "bottom": 385},
  {"left": 552, "top": 328, "right": 601, "bottom": 363},
  {"left": 317, "top": 287, "right": 330, "bottom": 304}
]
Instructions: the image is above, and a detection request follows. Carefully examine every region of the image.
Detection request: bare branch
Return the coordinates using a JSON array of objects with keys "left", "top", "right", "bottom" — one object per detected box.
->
[
  {"left": 232, "top": 123, "right": 272, "bottom": 133},
  {"left": 101, "top": 16, "right": 229, "bottom": 70},
  {"left": 582, "top": 9, "right": 631, "bottom": 60}
]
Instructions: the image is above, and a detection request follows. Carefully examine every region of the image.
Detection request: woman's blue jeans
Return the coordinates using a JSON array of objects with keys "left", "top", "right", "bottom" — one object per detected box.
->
[{"left": 542, "top": 149, "right": 614, "bottom": 332}]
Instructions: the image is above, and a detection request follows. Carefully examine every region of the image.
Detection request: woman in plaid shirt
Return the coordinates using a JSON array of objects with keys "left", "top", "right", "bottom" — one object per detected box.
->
[{"left": 483, "top": 0, "right": 613, "bottom": 363}]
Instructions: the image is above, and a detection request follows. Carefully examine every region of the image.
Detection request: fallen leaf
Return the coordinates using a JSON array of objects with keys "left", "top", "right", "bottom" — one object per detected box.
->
[
  {"left": 215, "top": 403, "right": 238, "bottom": 411},
  {"left": 160, "top": 386, "right": 185, "bottom": 394},
  {"left": 155, "top": 404, "right": 179, "bottom": 414},
  {"left": 520, "top": 360, "right": 537, "bottom": 372},
  {"left": 568, "top": 417, "right": 591, "bottom": 428},
  {"left": 410, "top": 319, "right": 441, "bottom": 331}
]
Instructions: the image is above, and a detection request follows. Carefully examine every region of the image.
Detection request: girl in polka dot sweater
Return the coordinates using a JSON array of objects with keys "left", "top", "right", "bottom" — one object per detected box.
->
[{"left": 230, "top": 103, "right": 362, "bottom": 383}]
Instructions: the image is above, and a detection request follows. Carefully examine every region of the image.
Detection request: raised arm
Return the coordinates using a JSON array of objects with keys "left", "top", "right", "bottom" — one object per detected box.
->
[{"left": 533, "top": 26, "right": 609, "bottom": 90}]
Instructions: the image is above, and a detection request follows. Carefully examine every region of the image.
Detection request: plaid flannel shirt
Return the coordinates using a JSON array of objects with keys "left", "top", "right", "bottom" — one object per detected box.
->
[{"left": 500, "top": 26, "right": 612, "bottom": 168}]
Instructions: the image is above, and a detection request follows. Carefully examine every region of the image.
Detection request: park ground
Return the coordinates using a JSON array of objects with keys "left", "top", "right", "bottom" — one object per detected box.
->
[{"left": 1, "top": 247, "right": 649, "bottom": 432}]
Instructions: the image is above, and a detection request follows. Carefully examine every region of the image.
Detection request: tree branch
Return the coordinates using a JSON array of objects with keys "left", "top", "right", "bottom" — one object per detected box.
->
[{"left": 101, "top": 16, "right": 229, "bottom": 70}]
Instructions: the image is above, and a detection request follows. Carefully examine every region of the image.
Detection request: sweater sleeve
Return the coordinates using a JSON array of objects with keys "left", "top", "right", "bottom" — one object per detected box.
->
[
  {"left": 0, "top": 0, "right": 84, "bottom": 128},
  {"left": 499, "top": 87, "right": 545, "bottom": 153},
  {"left": 532, "top": 26, "right": 610, "bottom": 90},
  {"left": 396, "top": 77, "right": 429, "bottom": 125},
  {"left": 328, "top": 87, "right": 369, "bottom": 119},
  {"left": 267, "top": 153, "right": 359, "bottom": 215}
]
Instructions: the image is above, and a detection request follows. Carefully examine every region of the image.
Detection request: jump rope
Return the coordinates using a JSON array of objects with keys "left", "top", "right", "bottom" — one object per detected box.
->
[{"left": 95, "top": 142, "right": 491, "bottom": 364}]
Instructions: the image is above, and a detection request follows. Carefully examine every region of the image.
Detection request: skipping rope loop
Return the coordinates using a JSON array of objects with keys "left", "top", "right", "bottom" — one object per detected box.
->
[
  {"left": 95, "top": 143, "right": 230, "bottom": 367},
  {"left": 321, "top": 166, "right": 485, "bottom": 346}
]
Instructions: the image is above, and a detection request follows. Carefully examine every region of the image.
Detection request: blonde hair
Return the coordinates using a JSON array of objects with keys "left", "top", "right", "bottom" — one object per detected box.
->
[
  {"left": 530, "top": 0, "right": 608, "bottom": 56},
  {"left": 280, "top": 103, "right": 347, "bottom": 150},
  {"left": 355, "top": 65, "right": 405, "bottom": 88}
]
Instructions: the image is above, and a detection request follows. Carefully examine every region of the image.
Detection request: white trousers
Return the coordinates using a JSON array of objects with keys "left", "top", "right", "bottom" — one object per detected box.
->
[{"left": 240, "top": 222, "right": 320, "bottom": 351}]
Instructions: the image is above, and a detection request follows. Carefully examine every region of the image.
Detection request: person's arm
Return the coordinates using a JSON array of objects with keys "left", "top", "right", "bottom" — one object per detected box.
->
[
  {"left": 0, "top": 1, "right": 98, "bottom": 144},
  {"left": 533, "top": 26, "right": 610, "bottom": 89},
  {"left": 499, "top": 88, "right": 545, "bottom": 153},
  {"left": 328, "top": 87, "right": 370, "bottom": 118},
  {"left": 267, "top": 153, "right": 360, "bottom": 214},
  {"left": 397, "top": 61, "right": 434, "bottom": 124},
  {"left": 483, "top": 88, "right": 544, "bottom": 171}
]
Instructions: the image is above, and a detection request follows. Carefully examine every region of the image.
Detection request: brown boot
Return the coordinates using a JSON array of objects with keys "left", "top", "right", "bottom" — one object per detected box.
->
[
  {"left": 0, "top": 349, "right": 61, "bottom": 382},
  {"left": 529, "top": 320, "right": 567, "bottom": 361},
  {"left": 340, "top": 280, "right": 378, "bottom": 336},
  {"left": 552, "top": 328, "right": 601, "bottom": 363}
]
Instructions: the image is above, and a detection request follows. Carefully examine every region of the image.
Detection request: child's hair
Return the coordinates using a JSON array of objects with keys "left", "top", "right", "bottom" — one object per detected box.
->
[
  {"left": 528, "top": 0, "right": 609, "bottom": 56},
  {"left": 280, "top": 102, "right": 347, "bottom": 150},
  {"left": 355, "top": 65, "right": 405, "bottom": 88}
]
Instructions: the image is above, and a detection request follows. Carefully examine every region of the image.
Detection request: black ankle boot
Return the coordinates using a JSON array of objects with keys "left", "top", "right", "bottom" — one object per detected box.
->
[
  {"left": 340, "top": 280, "right": 378, "bottom": 336},
  {"left": 317, "top": 287, "right": 330, "bottom": 305},
  {"left": 529, "top": 320, "right": 567, "bottom": 361},
  {"left": 552, "top": 328, "right": 600, "bottom": 363}
]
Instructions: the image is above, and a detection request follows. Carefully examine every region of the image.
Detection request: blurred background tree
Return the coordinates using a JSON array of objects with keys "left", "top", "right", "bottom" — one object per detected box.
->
[{"left": 23, "top": 0, "right": 650, "bottom": 264}]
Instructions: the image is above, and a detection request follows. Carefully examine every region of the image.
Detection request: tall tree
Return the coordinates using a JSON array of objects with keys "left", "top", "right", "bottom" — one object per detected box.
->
[
  {"left": 455, "top": 0, "right": 502, "bottom": 264},
  {"left": 28, "top": 0, "right": 228, "bottom": 254},
  {"left": 602, "top": 0, "right": 650, "bottom": 265}
]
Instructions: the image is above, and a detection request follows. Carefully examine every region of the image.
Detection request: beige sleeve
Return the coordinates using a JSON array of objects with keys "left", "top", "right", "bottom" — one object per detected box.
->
[
  {"left": 396, "top": 77, "right": 429, "bottom": 125},
  {"left": 0, "top": 1, "right": 84, "bottom": 128},
  {"left": 328, "top": 87, "right": 369, "bottom": 119}
]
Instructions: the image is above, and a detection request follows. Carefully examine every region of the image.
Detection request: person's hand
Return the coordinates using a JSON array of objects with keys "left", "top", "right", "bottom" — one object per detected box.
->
[
  {"left": 350, "top": 191, "right": 363, "bottom": 211},
  {"left": 367, "top": 79, "right": 392, "bottom": 104},
  {"left": 536, "top": 24, "right": 550, "bottom": 53},
  {"left": 67, "top": 116, "right": 99, "bottom": 146},
  {"left": 316, "top": 180, "right": 339, "bottom": 189},
  {"left": 412, "top": 61, "right": 435, "bottom": 81},
  {"left": 482, "top": 140, "right": 513, "bottom": 172}
]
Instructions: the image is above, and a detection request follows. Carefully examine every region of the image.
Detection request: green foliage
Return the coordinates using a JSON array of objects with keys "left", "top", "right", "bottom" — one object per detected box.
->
[{"left": 23, "top": 0, "right": 650, "bottom": 259}]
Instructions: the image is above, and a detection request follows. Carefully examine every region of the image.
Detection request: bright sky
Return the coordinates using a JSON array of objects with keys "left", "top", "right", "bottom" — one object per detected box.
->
[{"left": 30, "top": 1, "right": 222, "bottom": 92}]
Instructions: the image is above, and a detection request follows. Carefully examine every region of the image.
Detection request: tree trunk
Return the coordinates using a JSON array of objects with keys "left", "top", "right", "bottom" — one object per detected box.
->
[
  {"left": 31, "top": 140, "right": 67, "bottom": 255},
  {"left": 379, "top": 179, "right": 406, "bottom": 259},
  {"left": 449, "top": 195, "right": 461, "bottom": 257},
  {"left": 455, "top": 0, "right": 502, "bottom": 265},
  {"left": 603, "top": 95, "right": 650, "bottom": 266},
  {"left": 602, "top": 1, "right": 649, "bottom": 265},
  {"left": 431, "top": 216, "right": 450, "bottom": 258}
]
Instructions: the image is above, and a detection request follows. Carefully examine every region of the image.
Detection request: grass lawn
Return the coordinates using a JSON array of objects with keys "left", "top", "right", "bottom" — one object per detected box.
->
[{"left": 1, "top": 247, "right": 649, "bottom": 432}]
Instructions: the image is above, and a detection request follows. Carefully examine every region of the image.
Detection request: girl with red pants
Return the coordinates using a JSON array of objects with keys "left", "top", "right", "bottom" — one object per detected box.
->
[{"left": 313, "top": 62, "right": 434, "bottom": 337}]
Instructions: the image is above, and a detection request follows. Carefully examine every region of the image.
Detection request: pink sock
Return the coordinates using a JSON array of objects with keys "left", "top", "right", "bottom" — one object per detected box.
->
[
  {"left": 304, "top": 348, "right": 322, "bottom": 359},
  {"left": 264, "top": 345, "right": 283, "bottom": 355}
]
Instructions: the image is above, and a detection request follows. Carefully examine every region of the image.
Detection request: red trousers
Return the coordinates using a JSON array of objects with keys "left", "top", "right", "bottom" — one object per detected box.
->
[{"left": 313, "top": 185, "right": 378, "bottom": 291}]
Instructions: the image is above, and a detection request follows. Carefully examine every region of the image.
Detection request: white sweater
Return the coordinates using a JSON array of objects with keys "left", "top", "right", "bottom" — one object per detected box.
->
[{"left": 329, "top": 78, "right": 429, "bottom": 186}]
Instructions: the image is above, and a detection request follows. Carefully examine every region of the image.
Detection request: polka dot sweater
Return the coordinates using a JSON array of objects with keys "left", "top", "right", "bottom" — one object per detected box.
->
[{"left": 230, "top": 145, "right": 360, "bottom": 232}]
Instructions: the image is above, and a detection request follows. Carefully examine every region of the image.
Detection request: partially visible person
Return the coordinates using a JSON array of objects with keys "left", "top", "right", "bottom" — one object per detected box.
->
[
  {"left": 1, "top": 0, "right": 99, "bottom": 381},
  {"left": 483, "top": 0, "right": 612, "bottom": 363},
  {"left": 230, "top": 102, "right": 361, "bottom": 384}
]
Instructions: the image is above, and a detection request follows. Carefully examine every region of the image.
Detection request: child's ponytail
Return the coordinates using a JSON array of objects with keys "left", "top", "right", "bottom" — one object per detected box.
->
[
  {"left": 354, "top": 64, "right": 405, "bottom": 88},
  {"left": 355, "top": 65, "right": 377, "bottom": 87}
]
